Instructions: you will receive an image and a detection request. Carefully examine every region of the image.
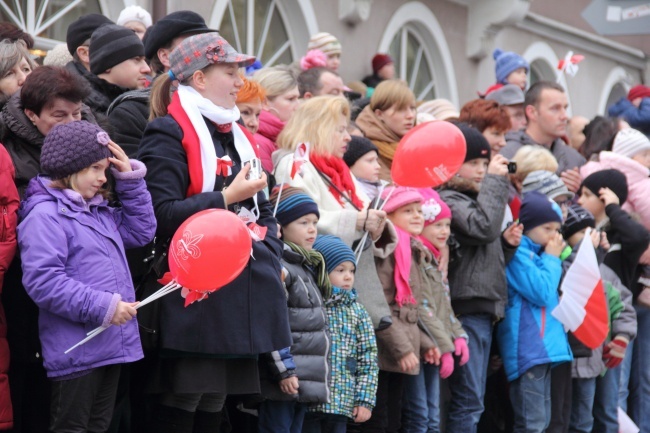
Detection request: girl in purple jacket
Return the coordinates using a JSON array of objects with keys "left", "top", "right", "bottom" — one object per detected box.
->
[{"left": 16, "top": 120, "right": 156, "bottom": 433}]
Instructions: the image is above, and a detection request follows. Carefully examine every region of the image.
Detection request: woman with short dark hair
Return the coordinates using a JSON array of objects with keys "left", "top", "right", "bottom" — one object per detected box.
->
[
  {"left": 1, "top": 65, "right": 93, "bottom": 196},
  {"left": 0, "top": 65, "right": 95, "bottom": 432}
]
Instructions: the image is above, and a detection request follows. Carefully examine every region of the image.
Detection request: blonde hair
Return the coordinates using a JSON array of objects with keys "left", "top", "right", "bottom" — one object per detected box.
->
[
  {"left": 369, "top": 79, "right": 415, "bottom": 112},
  {"left": 251, "top": 65, "right": 298, "bottom": 100},
  {"left": 277, "top": 95, "right": 350, "bottom": 156},
  {"left": 49, "top": 170, "right": 112, "bottom": 200},
  {"left": 512, "top": 145, "right": 559, "bottom": 182}
]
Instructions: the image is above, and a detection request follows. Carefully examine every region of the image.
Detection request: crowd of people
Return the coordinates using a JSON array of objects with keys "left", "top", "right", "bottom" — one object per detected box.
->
[{"left": 0, "top": 5, "right": 649, "bottom": 433}]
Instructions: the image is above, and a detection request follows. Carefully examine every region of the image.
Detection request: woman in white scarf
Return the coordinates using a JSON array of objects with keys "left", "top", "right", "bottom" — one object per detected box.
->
[{"left": 138, "top": 33, "right": 292, "bottom": 432}]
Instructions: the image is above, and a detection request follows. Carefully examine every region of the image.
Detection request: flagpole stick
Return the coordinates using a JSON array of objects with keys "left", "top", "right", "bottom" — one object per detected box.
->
[
  {"left": 273, "top": 169, "right": 291, "bottom": 217},
  {"left": 69, "top": 282, "right": 183, "bottom": 353}
]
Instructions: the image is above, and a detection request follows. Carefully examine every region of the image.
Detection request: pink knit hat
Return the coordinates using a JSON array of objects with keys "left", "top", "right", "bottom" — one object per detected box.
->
[
  {"left": 419, "top": 188, "right": 451, "bottom": 226},
  {"left": 381, "top": 186, "right": 423, "bottom": 214}
]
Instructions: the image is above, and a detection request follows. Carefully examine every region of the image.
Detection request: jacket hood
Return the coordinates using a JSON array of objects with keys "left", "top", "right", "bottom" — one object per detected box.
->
[
  {"left": 582, "top": 151, "right": 650, "bottom": 185},
  {"left": 442, "top": 174, "right": 480, "bottom": 195},
  {"left": 327, "top": 287, "right": 357, "bottom": 306},
  {"left": 505, "top": 129, "right": 539, "bottom": 147},
  {"left": 520, "top": 235, "right": 543, "bottom": 255},
  {"left": 271, "top": 148, "right": 293, "bottom": 170},
  {"left": 19, "top": 176, "right": 106, "bottom": 220},
  {"left": 0, "top": 91, "right": 43, "bottom": 146},
  {"left": 257, "top": 110, "right": 284, "bottom": 142}
]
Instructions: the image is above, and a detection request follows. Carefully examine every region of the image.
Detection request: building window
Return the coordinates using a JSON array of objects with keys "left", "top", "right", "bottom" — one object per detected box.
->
[
  {"left": 215, "top": 0, "right": 293, "bottom": 67},
  {"left": 378, "top": 2, "right": 458, "bottom": 105},
  {"left": 529, "top": 59, "right": 555, "bottom": 85},
  {"left": 0, "top": 0, "right": 105, "bottom": 49},
  {"left": 388, "top": 24, "right": 436, "bottom": 101}
]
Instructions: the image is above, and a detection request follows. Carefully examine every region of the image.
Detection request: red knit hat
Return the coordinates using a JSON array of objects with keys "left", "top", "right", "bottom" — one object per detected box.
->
[
  {"left": 372, "top": 53, "right": 393, "bottom": 74},
  {"left": 627, "top": 85, "right": 650, "bottom": 101}
]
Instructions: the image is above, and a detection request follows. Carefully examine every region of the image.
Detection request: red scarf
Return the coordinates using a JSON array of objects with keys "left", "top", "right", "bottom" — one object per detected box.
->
[
  {"left": 167, "top": 92, "right": 258, "bottom": 198},
  {"left": 310, "top": 153, "right": 364, "bottom": 209}
]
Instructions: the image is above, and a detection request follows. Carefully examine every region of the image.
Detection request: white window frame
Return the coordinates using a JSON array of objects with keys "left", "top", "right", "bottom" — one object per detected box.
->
[
  {"left": 523, "top": 41, "right": 573, "bottom": 117},
  {"left": 599, "top": 66, "right": 631, "bottom": 115},
  {"left": 209, "top": 0, "right": 317, "bottom": 66},
  {"left": 378, "top": 1, "right": 458, "bottom": 105},
  {"left": 0, "top": 0, "right": 129, "bottom": 49}
]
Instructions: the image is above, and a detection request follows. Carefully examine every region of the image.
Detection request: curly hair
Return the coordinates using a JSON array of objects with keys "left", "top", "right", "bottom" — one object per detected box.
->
[{"left": 459, "top": 99, "right": 511, "bottom": 133}]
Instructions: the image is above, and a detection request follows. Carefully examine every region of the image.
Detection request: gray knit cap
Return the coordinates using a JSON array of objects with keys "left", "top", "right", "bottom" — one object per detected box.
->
[
  {"left": 522, "top": 170, "right": 574, "bottom": 201},
  {"left": 41, "top": 121, "right": 112, "bottom": 179},
  {"left": 89, "top": 24, "right": 144, "bottom": 75}
]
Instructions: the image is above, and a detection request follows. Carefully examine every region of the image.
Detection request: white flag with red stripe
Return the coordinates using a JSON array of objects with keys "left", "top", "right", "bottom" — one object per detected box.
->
[{"left": 551, "top": 228, "right": 609, "bottom": 349}]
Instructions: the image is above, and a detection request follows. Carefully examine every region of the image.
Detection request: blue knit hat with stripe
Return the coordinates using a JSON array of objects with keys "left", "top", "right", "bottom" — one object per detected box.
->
[
  {"left": 313, "top": 235, "right": 356, "bottom": 274},
  {"left": 269, "top": 186, "right": 320, "bottom": 226}
]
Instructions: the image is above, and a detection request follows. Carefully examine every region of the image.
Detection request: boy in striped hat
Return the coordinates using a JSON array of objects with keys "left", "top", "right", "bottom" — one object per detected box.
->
[{"left": 259, "top": 186, "right": 330, "bottom": 433}]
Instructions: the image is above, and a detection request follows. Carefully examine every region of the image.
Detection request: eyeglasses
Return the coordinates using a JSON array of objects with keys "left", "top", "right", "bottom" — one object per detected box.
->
[{"left": 555, "top": 198, "right": 571, "bottom": 208}]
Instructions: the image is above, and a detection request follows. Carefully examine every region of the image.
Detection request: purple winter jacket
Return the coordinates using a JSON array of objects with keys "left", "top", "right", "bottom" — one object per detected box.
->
[{"left": 16, "top": 160, "right": 156, "bottom": 379}]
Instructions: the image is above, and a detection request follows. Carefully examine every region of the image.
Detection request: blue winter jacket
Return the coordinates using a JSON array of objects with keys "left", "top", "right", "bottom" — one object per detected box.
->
[
  {"left": 607, "top": 97, "right": 650, "bottom": 134},
  {"left": 497, "top": 236, "right": 573, "bottom": 382}
]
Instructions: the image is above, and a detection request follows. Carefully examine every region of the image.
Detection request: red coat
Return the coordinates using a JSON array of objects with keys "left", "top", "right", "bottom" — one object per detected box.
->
[{"left": 0, "top": 143, "right": 18, "bottom": 430}]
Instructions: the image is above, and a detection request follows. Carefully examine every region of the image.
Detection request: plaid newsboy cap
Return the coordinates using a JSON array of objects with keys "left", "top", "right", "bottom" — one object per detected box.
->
[{"left": 169, "top": 32, "right": 255, "bottom": 82}]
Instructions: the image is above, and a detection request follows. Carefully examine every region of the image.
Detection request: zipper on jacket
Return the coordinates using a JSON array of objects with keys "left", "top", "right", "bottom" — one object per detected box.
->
[
  {"left": 540, "top": 307, "right": 546, "bottom": 338},
  {"left": 1, "top": 206, "right": 7, "bottom": 242}
]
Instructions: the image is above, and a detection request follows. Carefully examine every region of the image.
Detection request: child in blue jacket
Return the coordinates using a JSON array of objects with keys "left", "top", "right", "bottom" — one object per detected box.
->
[{"left": 497, "top": 191, "right": 573, "bottom": 433}]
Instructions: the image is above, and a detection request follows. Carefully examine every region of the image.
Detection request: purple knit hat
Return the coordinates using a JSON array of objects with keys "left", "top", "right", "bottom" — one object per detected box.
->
[
  {"left": 169, "top": 32, "right": 255, "bottom": 82},
  {"left": 41, "top": 121, "right": 112, "bottom": 179},
  {"left": 381, "top": 186, "right": 423, "bottom": 214}
]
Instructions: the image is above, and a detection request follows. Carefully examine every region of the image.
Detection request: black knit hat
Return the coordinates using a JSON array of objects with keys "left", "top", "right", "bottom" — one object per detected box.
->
[
  {"left": 563, "top": 204, "right": 595, "bottom": 240},
  {"left": 143, "top": 10, "right": 216, "bottom": 60},
  {"left": 457, "top": 122, "right": 491, "bottom": 162},
  {"left": 66, "top": 13, "right": 113, "bottom": 55},
  {"left": 580, "top": 169, "right": 628, "bottom": 206},
  {"left": 519, "top": 191, "right": 563, "bottom": 233},
  {"left": 41, "top": 121, "right": 112, "bottom": 180},
  {"left": 89, "top": 24, "right": 144, "bottom": 75},
  {"left": 343, "top": 136, "right": 378, "bottom": 168}
]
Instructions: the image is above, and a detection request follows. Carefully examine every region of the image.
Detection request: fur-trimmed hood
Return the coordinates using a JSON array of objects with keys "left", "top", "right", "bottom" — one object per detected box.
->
[{"left": 441, "top": 174, "right": 481, "bottom": 196}]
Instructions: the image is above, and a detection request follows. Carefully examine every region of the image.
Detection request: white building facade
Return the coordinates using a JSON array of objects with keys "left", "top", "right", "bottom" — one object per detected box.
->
[{"left": 3, "top": 0, "right": 648, "bottom": 118}]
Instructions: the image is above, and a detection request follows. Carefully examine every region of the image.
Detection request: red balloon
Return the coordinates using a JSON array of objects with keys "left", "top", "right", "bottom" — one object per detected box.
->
[
  {"left": 391, "top": 121, "right": 466, "bottom": 188},
  {"left": 168, "top": 209, "right": 252, "bottom": 293}
]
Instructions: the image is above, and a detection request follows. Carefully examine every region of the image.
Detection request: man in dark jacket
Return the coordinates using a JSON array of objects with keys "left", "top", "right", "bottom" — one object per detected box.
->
[
  {"left": 107, "top": 10, "right": 215, "bottom": 157},
  {"left": 64, "top": 13, "right": 115, "bottom": 115},
  {"left": 85, "top": 24, "right": 150, "bottom": 115},
  {"left": 500, "top": 81, "right": 586, "bottom": 194}
]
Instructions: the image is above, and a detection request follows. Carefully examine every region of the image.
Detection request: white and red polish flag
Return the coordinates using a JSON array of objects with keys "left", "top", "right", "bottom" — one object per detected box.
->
[
  {"left": 551, "top": 228, "right": 609, "bottom": 349},
  {"left": 291, "top": 142, "right": 310, "bottom": 179}
]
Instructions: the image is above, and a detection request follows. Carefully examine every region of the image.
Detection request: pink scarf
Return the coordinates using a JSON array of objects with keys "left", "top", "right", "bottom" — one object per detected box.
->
[
  {"left": 418, "top": 235, "right": 441, "bottom": 260},
  {"left": 393, "top": 226, "right": 417, "bottom": 307}
]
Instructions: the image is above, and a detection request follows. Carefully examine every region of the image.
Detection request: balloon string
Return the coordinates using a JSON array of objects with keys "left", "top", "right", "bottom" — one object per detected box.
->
[
  {"left": 65, "top": 281, "right": 182, "bottom": 354},
  {"left": 354, "top": 183, "right": 395, "bottom": 262}
]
